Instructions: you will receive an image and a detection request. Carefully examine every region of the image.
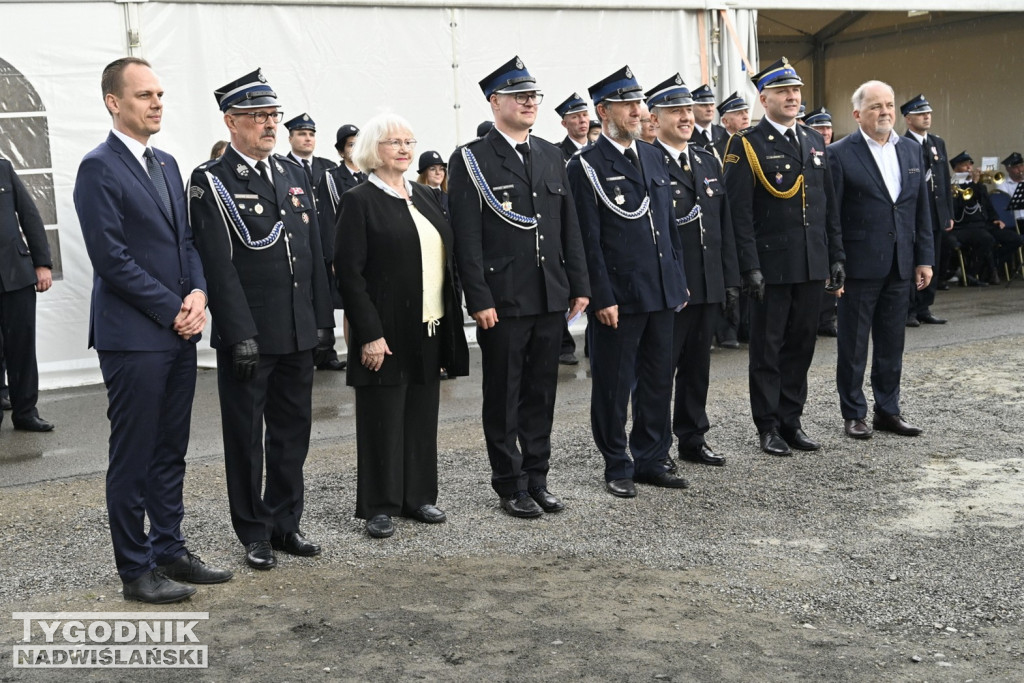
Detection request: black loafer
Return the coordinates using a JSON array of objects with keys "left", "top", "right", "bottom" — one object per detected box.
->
[
  {"left": 558, "top": 353, "right": 579, "bottom": 365},
  {"left": 316, "top": 359, "right": 346, "bottom": 371},
  {"left": 780, "top": 427, "right": 820, "bottom": 451},
  {"left": 634, "top": 471, "right": 690, "bottom": 489},
  {"left": 123, "top": 569, "right": 195, "bottom": 604},
  {"left": 905, "top": 316, "right": 920, "bottom": 328},
  {"left": 872, "top": 413, "right": 922, "bottom": 436},
  {"left": 500, "top": 491, "right": 544, "bottom": 518},
  {"left": 410, "top": 504, "right": 447, "bottom": 524},
  {"left": 271, "top": 531, "right": 322, "bottom": 556},
  {"left": 528, "top": 487, "right": 565, "bottom": 513},
  {"left": 158, "top": 550, "right": 233, "bottom": 584},
  {"left": 718, "top": 339, "right": 740, "bottom": 349},
  {"left": 844, "top": 418, "right": 873, "bottom": 439},
  {"left": 605, "top": 479, "right": 637, "bottom": 498},
  {"left": 245, "top": 540, "right": 277, "bottom": 569},
  {"left": 366, "top": 514, "right": 395, "bottom": 538},
  {"left": 13, "top": 416, "right": 54, "bottom": 432},
  {"left": 759, "top": 428, "right": 792, "bottom": 456},
  {"left": 917, "top": 313, "right": 947, "bottom": 325},
  {"left": 680, "top": 444, "right": 726, "bottom": 466}
]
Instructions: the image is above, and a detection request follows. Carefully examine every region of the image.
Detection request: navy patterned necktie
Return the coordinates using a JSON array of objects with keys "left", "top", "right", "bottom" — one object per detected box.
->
[{"left": 143, "top": 148, "right": 172, "bottom": 217}]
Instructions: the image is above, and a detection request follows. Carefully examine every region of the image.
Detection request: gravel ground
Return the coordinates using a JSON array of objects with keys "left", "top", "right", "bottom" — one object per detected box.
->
[{"left": 1, "top": 299, "right": 1022, "bottom": 681}]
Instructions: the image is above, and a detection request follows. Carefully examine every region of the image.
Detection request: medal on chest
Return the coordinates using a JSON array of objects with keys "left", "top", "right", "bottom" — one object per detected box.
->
[
  {"left": 500, "top": 191, "right": 512, "bottom": 212},
  {"left": 613, "top": 186, "right": 625, "bottom": 205},
  {"left": 775, "top": 172, "right": 784, "bottom": 185}
]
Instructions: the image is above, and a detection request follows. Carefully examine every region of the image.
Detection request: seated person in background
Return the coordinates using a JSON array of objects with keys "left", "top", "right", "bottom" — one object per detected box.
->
[
  {"left": 950, "top": 151, "right": 1023, "bottom": 284},
  {"left": 1001, "top": 152, "right": 1024, "bottom": 229}
]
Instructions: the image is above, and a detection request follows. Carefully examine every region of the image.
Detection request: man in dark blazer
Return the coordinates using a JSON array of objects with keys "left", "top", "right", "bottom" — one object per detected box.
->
[
  {"left": 566, "top": 66, "right": 689, "bottom": 497},
  {"left": 723, "top": 58, "right": 845, "bottom": 456},
  {"left": 449, "top": 57, "right": 590, "bottom": 518},
  {"left": 690, "top": 84, "right": 728, "bottom": 166},
  {"left": 554, "top": 92, "right": 590, "bottom": 163},
  {"left": 828, "top": 80, "right": 934, "bottom": 439},
  {"left": 284, "top": 113, "right": 337, "bottom": 190},
  {"left": 75, "top": 57, "right": 231, "bottom": 603},
  {"left": 315, "top": 124, "right": 366, "bottom": 371},
  {"left": 647, "top": 74, "right": 740, "bottom": 468},
  {"left": 902, "top": 94, "right": 952, "bottom": 325},
  {"left": 188, "top": 69, "right": 335, "bottom": 570},
  {"left": 0, "top": 156, "right": 53, "bottom": 432}
]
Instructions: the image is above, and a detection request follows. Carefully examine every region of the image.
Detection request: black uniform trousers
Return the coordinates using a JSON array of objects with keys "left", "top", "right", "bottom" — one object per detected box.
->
[
  {"left": 946, "top": 226, "right": 996, "bottom": 277},
  {"left": 670, "top": 302, "right": 716, "bottom": 453},
  {"left": 477, "top": 312, "right": 562, "bottom": 498},
  {"left": 589, "top": 308, "right": 674, "bottom": 482},
  {"left": 910, "top": 225, "right": 943, "bottom": 316},
  {"left": 354, "top": 333, "right": 441, "bottom": 519},
  {"left": 837, "top": 256, "right": 912, "bottom": 420},
  {"left": 216, "top": 348, "right": 313, "bottom": 545},
  {"left": 98, "top": 341, "right": 196, "bottom": 580},
  {"left": 0, "top": 284, "right": 41, "bottom": 422},
  {"left": 748, "top": 281, "right": 822, "bottom": 433}
]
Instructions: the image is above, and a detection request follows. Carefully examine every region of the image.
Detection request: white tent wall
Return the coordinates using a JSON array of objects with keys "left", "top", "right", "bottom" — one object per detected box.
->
[{"left": 1, "top": 2, "right": 757, "bottom": 389}]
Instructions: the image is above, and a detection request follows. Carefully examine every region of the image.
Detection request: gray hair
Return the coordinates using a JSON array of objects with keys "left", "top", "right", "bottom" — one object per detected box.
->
[
  {"left": 351, "top": 112, "right": 415, "bottom": 173},
  {"left": 851, "top": 80, "right": 894, "bottom": 111}
]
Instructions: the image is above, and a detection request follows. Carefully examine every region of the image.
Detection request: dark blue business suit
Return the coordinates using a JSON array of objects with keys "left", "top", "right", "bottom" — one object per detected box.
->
[
  {"left": 567, "top": 136, "right": 687, "bottom": 481},
  {"left": 828, "top": 131, "right": 933, "bottom": 420},
  {"left": 75, "top": 132, "right": 206, "bottom": 581}
]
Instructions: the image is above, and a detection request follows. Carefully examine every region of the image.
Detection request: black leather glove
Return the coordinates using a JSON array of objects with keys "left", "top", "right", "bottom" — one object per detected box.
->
[
  {"left": 741, "top": 269, "right": 765, "bottom": 303},
  {"left": 723, "top": 286, "right": 740, "bottom": 319},
  {"left": 826, "top": 261, "right": 846, "bottom": 292},
  {"left": 232, "top": 338, "right": 259, "bottom": 381},
  {"left": 313, "top": 328, "right": 335, "bottom": 366}
]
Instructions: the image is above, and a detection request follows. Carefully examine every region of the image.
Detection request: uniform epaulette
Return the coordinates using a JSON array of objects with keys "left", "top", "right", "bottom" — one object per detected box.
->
[
  {"left": 691, "top": 145, "right": 715, "bottom": 159},
  {"left": 733, "top": 126, "right": 755, "bottom": 138},
  {"left": 276, "top": 153, "right": 300, "bottom": 166},
  {"left": 194, "top": 156, "right": 223, "bottom": 173}
]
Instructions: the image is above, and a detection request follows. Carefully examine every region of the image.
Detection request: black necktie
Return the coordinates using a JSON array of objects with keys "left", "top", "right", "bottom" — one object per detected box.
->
[
  {"left": 785, "top": 128, "right": 799, "bottom": 152},
  {"left": 257, "top": 160, "right": 273, "bottom": 186},
  {"left": 302, "top": 158, "right": 313, "bottom": 184},
  {"left": 703, "top": 129, "right": 713, "bottom": 147},
  {"left": 623, "top": 147, "right": 640, "bottom": 169},
  {"left": 516, "top": 142, "right": 532, "bottom": 185},
  {"left": 143, "top": 148, "right": 172, "bottom": 217}
]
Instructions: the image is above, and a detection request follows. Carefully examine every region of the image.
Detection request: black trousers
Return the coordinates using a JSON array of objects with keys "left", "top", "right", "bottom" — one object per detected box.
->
[
  {"left": 748, "top": 281, "right": 822, "bottom": 433},
  {"left": 589, "top": 308, "right": 674, "bottom": 481},
  {"left": 0, "top": 284, "right": 40, "bottom": 422},
  {"left": 669, "top": 303, "right": 715, "bottom": 453},
  {"left": 354, "top": 334, "right": 441, "bottom": 519},
  {"left": 477, "top": 312, "right": 562, "bottom": 498},
  {"left": 910, "top": 226, "right": 943, "bottom": 316},
  {"left": 837, "top": 259, "right": 911, "bottom": 420},
  {"left": 99, "top": 342, "right": 196, "bottom": 580},
  {"left": 216, "top": 347, "right": 313, "bottom": 545}
]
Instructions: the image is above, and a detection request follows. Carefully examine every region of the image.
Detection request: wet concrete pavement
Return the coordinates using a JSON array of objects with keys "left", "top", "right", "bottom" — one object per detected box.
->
[{"left": 2, "top": 284, "right": 1021, "bottom": 488}]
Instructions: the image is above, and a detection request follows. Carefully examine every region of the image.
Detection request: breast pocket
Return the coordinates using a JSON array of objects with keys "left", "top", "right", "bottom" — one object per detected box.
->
[{"left": 288, "top": 193, "right": 313, "bottom": 213}]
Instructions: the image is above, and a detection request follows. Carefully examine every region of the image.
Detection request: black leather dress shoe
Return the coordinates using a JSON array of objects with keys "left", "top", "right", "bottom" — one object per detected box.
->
[
  {"left": 817, "top": 327, "right": 838, "bottom": 338},
  {"left": 123, "top": 569, "right": 195, "bottom": 604},
  {"left": 844, "top": 418, "right": 873, "bottom": 439},
  {"left": 780, "top": 427, "right": 820, "bottom": 451},
  {"left": 500, "top": 491, "right": 544, "bottom": 518},
  {"left": 662, "top": 456, "right": 679, "bottom": 473},
  {"left": 558, "top": 353, "right": 579, "bottom": 365},
  {"left": 917, "top": 313, "right": 947, "bottom": 325},
  {"left": 905, "top": 316, "right": 920, "bottom": 328},
  {"left": 759, "top": 428, "right": 792, "bottom": 456},
  {"left": 245, "top": 540, "right": 277, "bottom": 569},
  {"left": 366, "top": 515, "right": 395, "bottom": 538},
  {"left": 13, "top": 416, "right": 53, "bottom": 432},
  {"left": 528, "top": 487, "right": 565, "bottom": 513},
  {"left": 409, "top": 504, "right": 447, "bottom": 524},
  {"left": 718, "top": 339, "right": 740, "bottom": 349},
  {"left": 158, "top": 550, "right": 233, "bottom": 584},
  {"left": 873, "top": 413, "right": 923, "bottom": 436},
  {"left": 605, "top": 479, "right": 636, "bottom": 498},
  {"left": 680, "top": 444, "right": 726, "bottom": 466},
  {"left": 634, "top": 471, "right": 690, "bottom": 489},
  {"left": 272, "top": 531, "right": 322, "bottom": 556},
  {"left": 316, "top": 359, "right": 346, "bottom": 371}
]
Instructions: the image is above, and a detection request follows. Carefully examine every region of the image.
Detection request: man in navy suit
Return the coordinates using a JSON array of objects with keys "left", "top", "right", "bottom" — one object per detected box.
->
[
  {"left": 827, "top": 80, "right": 934, "bottom": 440},
  {"left": 567, "top": 66, "right": 689, "bottom": 497},
  {"left": 75, "top": 57, "right": 232, "bottom": 603}
]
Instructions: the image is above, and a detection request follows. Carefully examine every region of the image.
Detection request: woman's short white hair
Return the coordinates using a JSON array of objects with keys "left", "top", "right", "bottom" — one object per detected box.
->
[{"left": 351, "top": 112, "right": 415, "bottom": 173}]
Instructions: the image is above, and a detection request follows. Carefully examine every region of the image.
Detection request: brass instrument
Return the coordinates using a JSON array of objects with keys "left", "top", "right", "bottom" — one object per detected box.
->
[
  {"left": 978, "top": 170, "right": 1005, "bottom": 185},
  {"left": 952, "top": 183, "right": 973, "bottom": 201}
]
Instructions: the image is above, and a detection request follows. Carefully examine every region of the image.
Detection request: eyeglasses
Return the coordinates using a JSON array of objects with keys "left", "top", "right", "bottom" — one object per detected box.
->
[
  {"left": 513, "top": 92, "right": 544, "bottom": 105},
  {"left": 231, "top": 111, "right": 284, "bottom": 124},
  {"left": 378, "top": 139, "right": 417, "bottom": 149}
]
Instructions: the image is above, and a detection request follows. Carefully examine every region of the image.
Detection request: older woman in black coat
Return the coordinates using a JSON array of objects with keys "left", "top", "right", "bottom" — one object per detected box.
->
[{"left": 335, "top": 113, "right": 469, "bottom": 539}]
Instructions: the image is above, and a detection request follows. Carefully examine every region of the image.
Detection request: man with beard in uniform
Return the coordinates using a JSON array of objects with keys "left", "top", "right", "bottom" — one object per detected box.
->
[
  {"left": 902, "top": 94, "right": 952, "bottom": 324},
  {"left": 723, "top": 57, "right": 845, "bottom": 457},
  {"left": 284, "top": 113, "right": 336, "bottom": 190},
  {"left": 567, "top": 66, "right": 690, "bottom": 497},
  {"left": 188, "top": 68, "right": 335, "bottom": 570},
  {"left": 448, "top": 56, "right": 590, "bottom": 517},
  {"left": 647, "top": 74, "right": 739, "bottom": 468}
]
